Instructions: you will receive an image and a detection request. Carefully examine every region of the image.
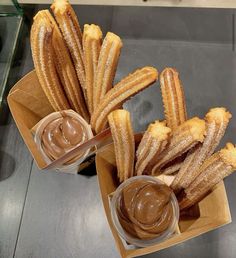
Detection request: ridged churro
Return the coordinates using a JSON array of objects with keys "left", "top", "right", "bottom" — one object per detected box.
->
[
  {"left": 51, "top": 0, "right": 86, "bottom": 99},
  {"left": 108, "top": 110, "right": 135, "bottom": 182},
  {"left": 160, "top": 68, "right": 187, "bottom": 130},
  {"left": 90, "top": 67, "right": 158, "bottom": 134},
  {"left": 161, "top": 154, "right": 186, "bottom": 175},
  {"left": 150, "top": 117, "right": 206, "bottom": 175},
  {"left": 93, "top": 32, "right": 122, "bottom": 109},
  {"left": 83, "top": 24, "right": 102, "bottom": 114},
  {"left": 135, "top": 121, "right": 171, "bottom": 176},
  {"left": 179, "top": 143, "right": 236, "bottom": 210},
  {"left": 31, "top": 13, "right": 70, "bottom": 111},
  {"left": 37, "top": 10, "right": 89, "bottom": 121},
  {"left": 171, "top": 107, "right": 231, "bottom": 193}
]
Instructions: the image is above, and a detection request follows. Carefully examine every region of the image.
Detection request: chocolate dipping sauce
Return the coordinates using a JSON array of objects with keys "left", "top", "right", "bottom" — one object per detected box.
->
[
  {"left": 41, "top": 112, "right": 88, "bottom": 162},
  {"left": 116, "top": 179, "right": 174, "bottom": 240}
]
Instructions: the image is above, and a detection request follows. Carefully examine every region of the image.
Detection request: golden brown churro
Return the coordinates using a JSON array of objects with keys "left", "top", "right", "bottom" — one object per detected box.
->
[
  {"left": 161, "top": 154, "right": 186, "bottom": 175},
  {"left": 135, "top": 121, "right": 171, "bottom": 176},
  {"left": 83, "top": 24, "right": 102, "bottom": 114},
  {"left": 171, "top": 107, "right": 231, "bottom": 193},
  {"left": 93, "top": 32, "right": 122, "bottom": 109},
  {"left": 108, "top": 110, "right": 135, "bottom": 182},
  {"left": 149, "top": 117, "right": 206, "bottom": 175},
  {"left": 38, "top": 10, "right": 89, "bottom": 121},
  {"left": 179, "top": 143, "right": 236, "bottom": 210},
  {"left": 51, "top": 0, "right": 86, "bottom": 99},
  {"left": 31, "top": 13, "right": 70, "bottom": 111},
  {"left": 160, "top": 68, "right": 187, "bottom": 130},
  {"left": 90, "top": 67, "right": 158, "bottom": 134}
]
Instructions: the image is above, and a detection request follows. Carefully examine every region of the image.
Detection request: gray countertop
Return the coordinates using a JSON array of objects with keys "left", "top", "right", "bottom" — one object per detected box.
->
[{"left": 1, "top": 4, "right": 236, "bottom": 258}]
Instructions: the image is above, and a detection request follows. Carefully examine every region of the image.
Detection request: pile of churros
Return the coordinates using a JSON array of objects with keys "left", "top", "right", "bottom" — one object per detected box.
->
[
  {"left": 30, "top": 0, "right": 236, "bottom": 211},
  {"left": 30, "top": 0, "right": 157, "bottom": 132},
  {"left": 108, "top": 67, "right": 236, "bottom": 211}
]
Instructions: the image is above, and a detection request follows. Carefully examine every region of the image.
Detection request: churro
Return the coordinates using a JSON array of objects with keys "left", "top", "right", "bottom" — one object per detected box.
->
[
  {"left": 150, "top": 117, "right": 206, "bottom": 175},
  {"left": 108, "top": 110, "right": 135, "bottom": 182},
  {"left": 161, "top": 155, "right": 186, "bottom": 175},
  {"left": 179, "top": 143, "right": 236, "bottom": 210},
  {"left": 83, "top": 24, "right": 102, "bottom": 114},
  {"left": 38, "top": 10, "right": 89, "bottom": 121},
  {"left": 135, "top": 121, "right": 171, "bottom": 176},
  {"left": 93, "top": 32, "right": 122, "bottom": 109},
  {"left": 171, "top": 107, "right": 231, "bottom": 193},
  {"left": 51, "top": 0, "right": 86, "bottom": 99},
  {"left": 90, "top": 67, "right": 158, "bottom": 133},
  {"left": 31, "top": 13, "right": 70, "bottom": 111},
  {"left": 160, "top": 68, "right": 187, "bottom": 130}
]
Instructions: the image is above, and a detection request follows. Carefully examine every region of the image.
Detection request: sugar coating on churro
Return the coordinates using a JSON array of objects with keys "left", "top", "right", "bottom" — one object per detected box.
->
[
  {"left": 83, "top": 24, "right": 102, "bottom": 115},
  {"left": 108, "top": 109, "right": 135, "bottom": 182},
  {"left": 37, "top": 10, "right": 90, "bottom": 121},
  {"left": 51, "top": 0, "right": 68, "bottom": 12},
  {"left": 179, "top": 143, "right": 236, "bottom": 210},
  {"left": 84, "top": 24, "right": 102, "bottom": 40},
  {"left": 105, "top": 32, "right": 121, "bottom": 43},
  {"left": 160, "top": 67, "right": 187, "bottom": 130},
  {"left": 205, "top": 107, "right": 232, "bottom": 124},
  {"left": 147, "top": 121, "right": 171, "bottom": 140},
  {"left": 91, "top": 66, "right": 158, "bottom": 133},
  {"left": 171, "top": 107, "right": 231, "bottom": 193},
  {"left": 93, "top": 32, "right": 122, "bottom": 110},
  {"left": 149, "top": 117, "right": 206, "bottom": 176},
  {"left": 31, "top": 12, "right": 70, "bottom": 111},
  {"left": 220, "top": 143, "right": 236, "bottom": 168},
  {"left": 51, "top": 0, "right": 85, "bottom": 98},
  {"left": 178, "top": 117, "right": 206, "bottom": 142},
  {"left": 135, "top": 121, "right": 171, "bottom": 176}
]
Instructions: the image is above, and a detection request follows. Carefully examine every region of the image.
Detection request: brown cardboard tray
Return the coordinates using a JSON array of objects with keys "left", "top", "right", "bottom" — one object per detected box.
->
[
  {"left": 7, "top": 70, "right": 54, "bottom": 169},
  {"left": 96, "top": 144, "right": 232, "bottom": 258}
]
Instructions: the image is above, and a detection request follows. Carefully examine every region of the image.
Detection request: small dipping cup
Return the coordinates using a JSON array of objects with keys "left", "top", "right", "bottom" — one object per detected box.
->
[
  {"left": 34, "top": 110, "right": 93, "bottom": 174},
  {"left": 110, "top": 175, "right": 179, "bottom": 247}
]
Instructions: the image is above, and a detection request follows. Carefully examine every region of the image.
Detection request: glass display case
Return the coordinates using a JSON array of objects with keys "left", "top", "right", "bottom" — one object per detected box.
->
[{"left": 0, "top": 0, "right": 23, "bottom": 111}]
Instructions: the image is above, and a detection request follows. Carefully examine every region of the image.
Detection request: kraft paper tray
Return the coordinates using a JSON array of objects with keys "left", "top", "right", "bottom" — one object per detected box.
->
[
  {"left": 7, "top": 70, "right": 54, "bottom": 169},
  {"left": 96, "top": 145, "right": 232, "bottom": 258},
  {"left": 8, "top": 71, "right": 232, "bottom": 258}
]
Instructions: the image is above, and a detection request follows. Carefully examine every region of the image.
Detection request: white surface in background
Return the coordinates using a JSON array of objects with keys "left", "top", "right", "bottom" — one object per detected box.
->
[{"left": 17, "top": 0, "right": 236, "bottom": 8}]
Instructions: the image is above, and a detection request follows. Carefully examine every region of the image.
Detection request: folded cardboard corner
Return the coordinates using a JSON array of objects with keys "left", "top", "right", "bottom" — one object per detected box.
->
[{"left": 7, "top": 70, "right": 54, "bottom": 169}]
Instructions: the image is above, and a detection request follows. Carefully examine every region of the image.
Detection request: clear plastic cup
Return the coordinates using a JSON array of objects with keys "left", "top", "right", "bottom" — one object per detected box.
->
[
  {"left": 34, "top": 110, "right": 93, "bottom": 174},
  {"left": 110, "top": 175, "right": 179, "bottom": 247}
]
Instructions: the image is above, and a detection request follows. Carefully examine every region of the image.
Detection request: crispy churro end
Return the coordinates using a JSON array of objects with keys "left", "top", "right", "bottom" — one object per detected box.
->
[
  {"left": 190, "top": 118, "right": 206, "bottom": 142},
  {"left": 33, "top": 10, "right": 50, "bottom": 21},
  {"left": 183, "top": 117, "right": 206, "bottom": 142},
  {"left": 219, "top": 143, "right": 236, "bottom": 169},
  {"left": 84, "top": 24, "right": 102, "bottom": 40},
  {"left": 106, "top": 32, "right": 123, "bottom": 47},
  {"left": 32, "top": 14, "right": 53, "bottom": 34},
  {"left": 108, "top": 109, "right": 130, "bottom": 122},
  {"left": 161, "top": 67, "right": 179, "bottom": 74},
  {"left": 33, "top": 11, "right": 56, "bottom": 34},
  {"left": 160, "top": 67, "right": 179, "bottom": 80},
  {"left": 147, "top": 121, "right": 171, "bottom": 140},
  {"left": 143, "top": 66, "right": 158, "bottom": 81},
  {"left": 33, "top": 11, "right": 41, "bottom": 21},
  {"left": 51, "top": 0, "right": 69, "bottom": 13},
  {"left": 205, "top": 107, "right": 232, "bottom": 124}
]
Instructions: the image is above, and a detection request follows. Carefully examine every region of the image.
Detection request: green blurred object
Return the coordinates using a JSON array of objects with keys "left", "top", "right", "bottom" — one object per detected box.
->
[
  {"left": 0, "top": 0, "right": 23, "bottom": 113},
  {"left": 0, "top": 0, "right": 23, "bottom": 16}
]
